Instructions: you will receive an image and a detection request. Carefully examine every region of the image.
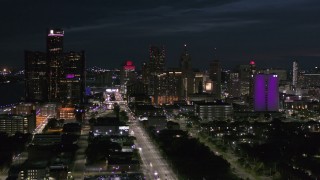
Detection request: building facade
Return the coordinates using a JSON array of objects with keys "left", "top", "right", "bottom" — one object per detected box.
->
[
  {"left": 195, "top": 102, "right": 233, "bottom": 121},
  {"left": 25, "top": 51, "right": 48, "bottom": 102},
  {"left": 254, "top": 74, "right": 279, "bottom": 112},
  {"left": 0, "top": 114, "right": 36, "bottom": 135}
]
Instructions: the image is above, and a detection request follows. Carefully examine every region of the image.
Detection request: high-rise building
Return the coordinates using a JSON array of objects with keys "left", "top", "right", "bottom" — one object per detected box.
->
[
  {"left": 120, "top": 60, "right": 136, "bottom": 94},
  {"left": 25, "top": 51, "right": 48, "bottom": 102},
  {"left": 195, "top": 72, "right": 209, "bottom": 94},
  {"left": 249, "top": 60, "right": 256, "bottom": 97},
  {"left": 146, "top": 46, "right": 166, "bottom": 103},
  {"left": 149, "top": 46, "right": 165, "bottom": 74},
  {"left": 209, "top": 60, "right": 221, "bottom": 99},
  {"left": 60, "top": 51, "right": 86, "bottom": 104},
  {"left": 25, "top": 29, "right": 85, "bottom": 104},
  {"left": 180, "top": 44, "right": 192, "bottom": 73},
  {"left": 292, "top": 61, "right": 298, "bottom": 89},
  {"left": 156, "top": 70, "right": 183, "bottom": 104},
  {"left": 236, "top": 64, "right": 250, "bottom": 96},
  {"left": 180, "top": 44, "right": 195, "bottom": 100},
  {"left": 228, "top": 72, "right": 241, "bottom": 98},
  {"left": 262, "top": 69, "right": 287, "bottom": 81},
  {"left": 47, "top": 29, "right": 64, "bottom": 101},
  {"left": 141, "top": 62, "right": 149, "bottom": 84},
  {"left": 254, "top": 74, "right": 279, "bottom": 112}
]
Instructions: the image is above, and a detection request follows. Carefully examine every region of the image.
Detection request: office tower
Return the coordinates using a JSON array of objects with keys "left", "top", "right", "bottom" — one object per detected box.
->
[
  {"left": 156, "top": 70, "right": 183, "bottom": 104},
  {"left": 302, "top": 73, "right": 320, "bottom": 88},
  {"left": 292, "top": 61, "right": 298, "bottom": 89},
  {"left": 228, "top": 72, "right": 241, "bottom": 98},
  {"left": 180, "top": 44, "right": 191, "bottom": 73},
  {"left": 141, "top": 61, "right": 149, "bottom": 84},
  {"left": 249, "top": 60, "right": 256, "bottom": 96},
  {"left": 209, "top": 60, "right": 221, "bottom": 99},
  {"left": 262, "top": 69, "right": 287, "bottom": 81},
  {"left": 248, "top": 60, "right": 257, "bottom": 109},
  {"left": 149, "top": 46, "right": 165, "bottom": 74},
  {"left": 195, "top": 72, "right": 209, "bottom": 94},
  {"left": 60, "top": 51, "right": 86, "bottom": 104},
  {"left": 25, "top": 28, "right": 85, "bottom": 105},
  {"left": 147, "top": 46, "right": 165, "bottom": 103},
  {"left": 254, "top": 74, "right": 279, "bottom": 112},
  {"left": 47, "top": 29, "right": 64, "bottom": 101},
  {"left": 25, "top": 51, "right": 48, "bottom": 102},
  {"left": 94, "top": 70, "right": 120, "bottom": 87},
  {"left": 180, "top": 44, "right": 195, "bottom": 100},
  {"left": 120, "top": 60, "right": 136, "bottom": 94},
  {"left": 234, "top": 65, "right": 249, "bottom": 96}
]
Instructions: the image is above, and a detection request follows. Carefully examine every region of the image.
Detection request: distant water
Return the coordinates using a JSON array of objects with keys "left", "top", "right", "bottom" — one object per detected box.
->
[{"left": 0, "top": 82, "right": 24, "bottom": 106}]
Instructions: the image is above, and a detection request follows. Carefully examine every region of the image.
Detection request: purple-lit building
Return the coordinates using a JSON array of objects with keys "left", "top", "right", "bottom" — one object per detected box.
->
[{"left": 254, "top": 74, "right": 279, "bottom": 112}]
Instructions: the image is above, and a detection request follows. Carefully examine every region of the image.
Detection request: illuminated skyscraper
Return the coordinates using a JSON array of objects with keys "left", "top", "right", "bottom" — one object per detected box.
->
[
  {"left": 47, "top": 29, "right": 64, "bottom": 101},
  {"left": 25, "top": 51, "right": 48, "bottom": 102},
  {"left": 146, "top": 46, "right": 165, "bottom": 103},
  {"left": 120, "top": 60, "right": 136, "bottom": 94},
  {"left": 180, "top": 44, "right": 195, "bottom": 100},
  {"left": 60, "top": 51, "right": 86, "bottom": 104},
  {"left": 25, "top": 29, "right": 85, "bottom": 104},
  {"left": 156, "top": 70, "right": 183, "bottom": 104},
  {"left": 254, "top": 74, "right": 279, "bottom": 112},
  {"left": 248, "top": 60, "right": 257, "bottom": 109},
  {"left": 249, "top": 60, "right": 256, "bottom": 96},
  {"left": 149, "top": 46, "right": 165, "bottom": 74}
]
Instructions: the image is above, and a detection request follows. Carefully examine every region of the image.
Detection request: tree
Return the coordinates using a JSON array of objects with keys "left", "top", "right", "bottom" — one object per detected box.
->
[
  {"left": 89, "top": 118, "right": 96, "bottom": 125},
  {"left": 58, "top": 119, "right": 65, "bottom": 126},
  {"left": 47, "top": 118, "right": 58, "bottom": 129},
  {"left": 119, "top": 110, "right": 129, "bottom": 122},
  {"left": 113, "top": 103, "right": 120, "bottom": 119}
]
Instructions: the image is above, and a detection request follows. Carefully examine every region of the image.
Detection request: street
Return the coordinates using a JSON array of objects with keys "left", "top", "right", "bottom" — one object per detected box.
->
[
  {"left": 126, "top": 107, "right": 177, "bottom": 180},
  {"left": 72, "top": 124, "right": 90, "bottom": 180}
]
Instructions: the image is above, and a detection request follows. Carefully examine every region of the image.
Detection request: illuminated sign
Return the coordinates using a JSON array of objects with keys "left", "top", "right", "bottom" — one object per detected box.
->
[
  {"left": 123, "top": 60, "right": 135, "bottom": 71},
  {"left": 205, "top": 82, "right": 212, "bottom": 91},
  {"left": 119, "top": 126, "right": 129, "bottom": 130},
  {"left": 48, "top": 29, "right": 64, "bottom": 37},
  {"left": 66, "top": 74, "right": 75, "bottom": 79},
  {"left": 106, "top": 89, "right": 118, "bottom": 92}
]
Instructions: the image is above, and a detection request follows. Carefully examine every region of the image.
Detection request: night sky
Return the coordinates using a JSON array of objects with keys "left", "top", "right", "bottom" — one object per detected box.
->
[{"left": 1, "top": 0, "right": 320, "bottom": 70}]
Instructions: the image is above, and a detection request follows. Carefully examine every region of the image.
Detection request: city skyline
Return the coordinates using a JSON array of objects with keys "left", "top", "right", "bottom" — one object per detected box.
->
[
  {"left": 2, "top": 1, "right": 320, "bottom": 179},
  {"left": 1, "top": 0, "right": 320, "bottom": 69}
]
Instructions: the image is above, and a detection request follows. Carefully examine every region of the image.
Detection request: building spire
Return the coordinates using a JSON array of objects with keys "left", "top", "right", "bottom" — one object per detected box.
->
[
  {"left": 183, "top": 43, "right": 188, "bottom": 55},
  {"left": 213, "top": 47, "right": 217, "bottom": 60}
]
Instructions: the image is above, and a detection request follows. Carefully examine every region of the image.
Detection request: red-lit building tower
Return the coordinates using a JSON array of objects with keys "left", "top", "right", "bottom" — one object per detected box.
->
[{"left": 120, "top": 60, "right": 136, "bottom": 95}]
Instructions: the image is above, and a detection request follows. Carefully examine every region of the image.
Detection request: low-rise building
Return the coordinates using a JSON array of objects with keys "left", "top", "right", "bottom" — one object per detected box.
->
[
  {"left": 0, "top": 114, "right": 36, "bottom": 135},
  {"left": 92, "top": 117, "right": 129, "bottom": 136},
  {"left": 195, "top": 102, "right": 233, "bottom": 121},
  {"left": 11, "top": 103, "right": 35, "bottom": 115}
]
